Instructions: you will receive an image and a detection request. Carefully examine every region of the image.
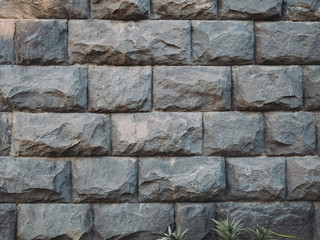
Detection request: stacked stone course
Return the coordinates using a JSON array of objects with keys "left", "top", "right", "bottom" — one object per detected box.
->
[{"left": 0, "top": 0, "right": 320, "bottom": 239}]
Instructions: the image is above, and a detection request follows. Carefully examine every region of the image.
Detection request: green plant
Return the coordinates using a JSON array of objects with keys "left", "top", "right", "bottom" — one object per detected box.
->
[
  {"left": 248, "top": 225, "right": 296, "bottom": 240},
  {"left": 211, "top": 214, "right": 245, "bottom": 240},
  {"left": 157, "top": 226, "right": 188, "bottom": 240}
]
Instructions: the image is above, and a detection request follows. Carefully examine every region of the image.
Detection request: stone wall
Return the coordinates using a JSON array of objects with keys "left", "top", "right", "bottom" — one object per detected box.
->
[{"left": 0, "top": 0, "right": 319, "bottom": 239}]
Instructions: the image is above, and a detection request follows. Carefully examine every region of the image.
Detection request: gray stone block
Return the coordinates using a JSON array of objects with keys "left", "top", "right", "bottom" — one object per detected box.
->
[
  {"left": 283, "top": 0, "right": 320, "bottom": 20},
  {"left": 88, "top": 66, "right": 151, "bottom": 112},
  {"left": 0, "top": 112, "right": 12, "bottom": 156},
  {"left": 0, "top": 204, "right": 16, "bottom": 240},
  {"left": 303, "top": 66, "right": 320, "bottom": 110},
  {"left": 316, "top": 202, "right": 320, "bottom": 240},
  {"left": 18, "top": 204, "right": 93, "bottom": 240},
  {"left": 15, "top": 20, "right": 67, "bottom": 65},
  {"left": 226, "top": 157, "right": 286, "bottom": 201},
  {"left": 93, "top": 203, "right": 174, "bottom": 240},
  {"left": 153, "top": 66, "right": 231, "bottom": 111},
  {"left": 0, "top": 65, "right": 87, "bottom": 112},
  {"left": 192, "top": 21, "right": 254, "bottom": 65},
  {"left": 13, "top": 112, "right": 111, "bottom": 157},
  {"left": 233, "top": 66, "right": 303, "bottom": 110},
  {"left": 256, "top": 22, "right": 320, "bottom": 65},
  {"left": 111, "top": 112, "right": 202, "bottom": 156},
  {"left": 68, "top": 20, "right": 191, "bottom": 65},
  {"left": 0, "top": 19, "right": 15, "bottom": 64},
  {"left": 203, "top": 112, "right": 264, "bottom": 156},
  {"left": 265, "top": 112, "right": 316, "bottom": 156},
  {"left": 139, "top": 157, "right": 225, "bottom": 202},
  {"left": 72, "top": 157, "right": 137, "bottom": 203}
]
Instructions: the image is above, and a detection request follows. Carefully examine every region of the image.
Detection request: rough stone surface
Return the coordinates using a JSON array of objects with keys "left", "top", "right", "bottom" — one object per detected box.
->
[
  {"left": 316, "top": 202, "right": 320, "bottom": 240},
  {"left": 111, "top": 112, "right": 202, "bottom": 156},
  {"left": 303, "top": 66, "right": 320, "bottom": 110},
  {"left": 175, "top": 203, "right": 215, "bottom": 240},
  {"left": 88, "top": 66, "right": 152, "bottom": 112},
  {"left": 0, "top": 0, "right": 89, "bottom": 19},
  {"left": 0, "top": 112, "right": 12, "bottom": 156},
  {"left": 203, "top": 112, "right": 264, "bottom": 156},
  {"left": 0, "top": 19, "right": 15, "bottom": 64},
  {"left": 91, "top": 0, "right": 150, "bottom": 19},
  {"left": 93, "top": 203, "right": 174, "bottom": 240},
  {"left": 192, "top": 21, "right": 254, "bottom": 65},
  {"left": 283, "top": 0, "right": 320, "bottom": 20},
  {"left": 233, "top": 66, "right": 303, "bottom": 110},
  {"left": 0, "top": 157, "right": 71, "bottom": 202},
  {"left": 68, "top": 20, "right": 191, "bottom": 65},
  {"left": 151, "top": 0, "right": 217, "bottom": 19},
  {"left": 265, "top": 112, "right": 316, "bottom": 156},
  {"left": 256, "top": 22, "right": 320, "bottom": 65},
  {"left": 13, "top": 113, "right": 111, "bottom": 157},
  {"left": 0, "top": 65, "right": 87, "bottom": 112},
  {"left": 15, "top": 20, "right": 67, "bottom": 65},
  {"left": 139, "top": 157, "right": 225, "bottom": 202},
  {"left": 287, "top": 157, "right": 320, "bottom": 200},
  {"left": 153, "top": 66, "right": 231, "bottom": 111},
  {"left": 0, "top": 204, "right": 16, "bottom": 240},
  {"left": 219, "top": 0, "right": 282, "bottom": 19},
  {"left": 72, "top": 157, "right": 137, "bottom": 203},
  {"left": 18, "top": 204, "right": 93, "bottom": 240},
  {"left": 226, "top": 157, "right": 286, "bottom": 201}
]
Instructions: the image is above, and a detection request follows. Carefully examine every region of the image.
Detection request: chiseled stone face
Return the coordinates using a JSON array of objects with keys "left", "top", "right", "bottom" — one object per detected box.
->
[
  {"left": 283, "top": 0, "right": 320, "bottom": 20},
  {"left": 303, "top": 66, "right": 320, "bottom": 110},
  {"left": 233, "top": 65, "right": 303, "bottom": 110},
  {"left": 0, "top": 112, "right": 12, "bottom": 156},
  {"left": 13, "top": 113, "right": 111, "bottom": 157},
  {"left": 0, "top": 204, "right": 16, "bottom": 240},
  {"left": 0, "top": 19, "right": 15, "bottom": 64},
  {"left": 68, "top": 20, "right": 191, "bottom": 65},
  {"left": 315, "top": 202, "right": 320, "bottom": 240}
]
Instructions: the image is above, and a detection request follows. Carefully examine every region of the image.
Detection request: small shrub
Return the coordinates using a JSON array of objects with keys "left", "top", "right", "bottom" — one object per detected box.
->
[
  {"left": 157, "top": 226, "right": 188, "bottom": 240},
  {"left": 211, "top": 214, "right": 245, "bottom": 240}
]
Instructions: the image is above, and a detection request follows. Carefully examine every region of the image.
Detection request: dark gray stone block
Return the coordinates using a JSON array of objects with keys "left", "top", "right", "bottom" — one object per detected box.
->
[
  {"left": 0, "top": 204, "right": 16, "bottom": 240},
  {"left": 0, "top": 19, "right": 15, "bottom": 64},
  {"left": 303, "top": 66, "right": 320, "bottom": 110}
]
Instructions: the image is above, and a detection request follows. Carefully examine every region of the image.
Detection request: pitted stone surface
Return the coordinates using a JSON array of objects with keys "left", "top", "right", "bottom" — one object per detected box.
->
[
  {"left": 151, "top": 0, "right": 217, "bottom": 19},
  {"left": 226, "top": 157, "right": 286, "bottom": 201},
  {"left": 316, "top": 202, "right": 320, "bottom": 240},
  {"left": 18, "top": 204, "right": 93, "bottom": 240},
  {"left": 139, "top": 157, "right": 225, "bottom": 202},
  {"left": 0, "top": 65, "right": 87, "bottom": 112},
  {"left": 0, "top": 204, "right": 16, "bottom": 240},
  {"left": 13, "top": 113, "right": 111, "bottom": 157},
  {"left": 0, "top": 19, "right": 15, "bottom": 64},
  {"left": 287, "top": 157, "right": 320, "bottom": 200},
  {"left": 256, "top": 22, "right": 320, "bottom": 65},
  {"left": 265, "top": 112, "right": 316, "bottom": 156},
  {"left": 111, "top": 112, "right": 202, "bottom": 156},
  {"left": 0, "top": 112, "right": 12, "bottom": 156},
  {"left": 153, "top": 66, "right": 231, "bottom": 111},
  {"left": 88, "top": 66, "right": 152, "bottom": 112},
  {"left": 15, "top": 20, "right": 67, "bottom": 65},
  {"left": 303, "top": 66, "right": 320, "bottom": 110},
  {"left": 233, "top": 66, "right": 303, "bottom": 110},
  {"left": 68, "top": 20, "right": 191, "bottom": 65},
  {"left": 72, "top": 157, "right": 137, "bottom": 203},
  {"left": 91, "top": 0, "right": 150, "bottom": 19},
  {"left": 283, "top": 0, "right": 320, "bottom": 20},
  {"left": 192, "top": 21, "right": 254, "bottom": 65},
  {"left": 203, "top": 112, "right": 264, "bottom": 156},
  {"left": 93, "top": 203, "right": 174, "bottom": 240},
  {"left": 0, "top": 157, "right": 71, "bottom": 202}
]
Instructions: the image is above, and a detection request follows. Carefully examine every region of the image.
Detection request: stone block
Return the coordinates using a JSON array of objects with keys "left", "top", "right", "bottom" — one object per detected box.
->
[
  {"left": 203, "top": 112, "right": 264, "bottom": 156},
  {"left": 153, "top": 66, "right": 231, "bottom": 111},
  {"left": 88, "top": 66, "right": 151, "bottom": 112},
  {"left": 0, "top": 112, "right": 12, "bottom": 156},
  {"left": 0, "top": 19, "right": 15, "bottom": 64},
  {"left": 192, "top": 21, "right": 254, "bottom": 65},
  {"left": 315, "top": 202, "right": 320, "bottom": 240},
  {"left": 283, "top": 0, "right": 320, "bottom": 20},
  {"left": 13, "top": 112, "right": 111, "bottom": 157},
  {"left": 233, "top": 65, "right": 303, "bottom": 110},
  {"left": 0, "top": 204, "right": 16, "bottom": 240},
  {"left": 111, "top": 112, "right": 202, "bottom": 156},
  {"left": 303, "top": 66, "right": 320, "bottom": 110},
  {"left": 139, "top": 157, "right": 225, "bottom": 202}
]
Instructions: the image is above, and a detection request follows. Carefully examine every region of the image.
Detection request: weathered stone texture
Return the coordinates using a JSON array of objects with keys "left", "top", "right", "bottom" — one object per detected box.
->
[
  {"left": 88, "top": 66, "right": 151, "bottom": 112},
  {"left": 18, "top": 204, "right": 93, "bottom": 240},
  {"left": 316, "top": 202, "right": 320, "bottom": 240},
  {"left": 91, "top": 0, "right": 150, "bottom": 19},
  {"left": 0, "top": 204, "right": 16, "bottom": 240},
  {"left": 15, "top": 20, "right": 67, "bottom": 65},
  {"left": 219, "top": 0, "right": 282, "bottom": 19},
  {"left": 153, "top": 66, "right": 231, "bottom": 111},
  {"left": 139, "top": 157, "right": 225, "bottom": 202},
  {"left": 0, "top": 65, "right": 87, "bottom": 112},
  {"left": 0, "top": 112, "right": 12, "bottom": 156},
  {"left": 0, "top": 19, "right": 15, "bottom": 64},
  {"left": 151, "top": 0, "right": 217, "bottom": 19},
  {"left": 111, "top": 113, "right": 202, "bottom": 156},
  {"left": 226, "top": 157, "right": 286, "bottom": 201},
  {"left": 68, "top": 20, "right": 191, "bottom": 65},
  {"left": 175, "top": 203, "right": 215, "bottom": 240},
  {"left": 93, "top": 203, "right": 174, "bottom": 240},
  {"left": 265, "top": 112, "right": 316, "bottom": 156},
  {"left": 0, "top": 0, "right": 89, "bottom": 19},
  {"left": 13, "top": 113, "right": 111, "bottom": 157},
  {"left": 303, "top": 66, "right": 320, "bottom": 110},
  {"left": 0, "top": 157, "right": 71, "bottom": 202},
  {"left": 233, "top": 66, "right": 302, "bottom": 110},
  {"left": 283, "top": 0, "right": 320, "bottom": 20},
  {"left": 72, "top": 157, "right": 137, "bottom": 203},
  {"left": 192, "top": 21, "right": 254, "bottom": 65},
  {"left": 203, "top": 112, "right": 264, "bottom": 156},
  {"left": 256, "top": 22, "right": 320, "bottom": 65}
]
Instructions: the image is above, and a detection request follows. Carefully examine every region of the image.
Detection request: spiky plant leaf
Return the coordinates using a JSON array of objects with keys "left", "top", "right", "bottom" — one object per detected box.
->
[
  {"left": 157, "top": 226, "right": 188, "bottom": 240},
  {"left": 211, "top": 214, "right": 245, "bottom": 240}
]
